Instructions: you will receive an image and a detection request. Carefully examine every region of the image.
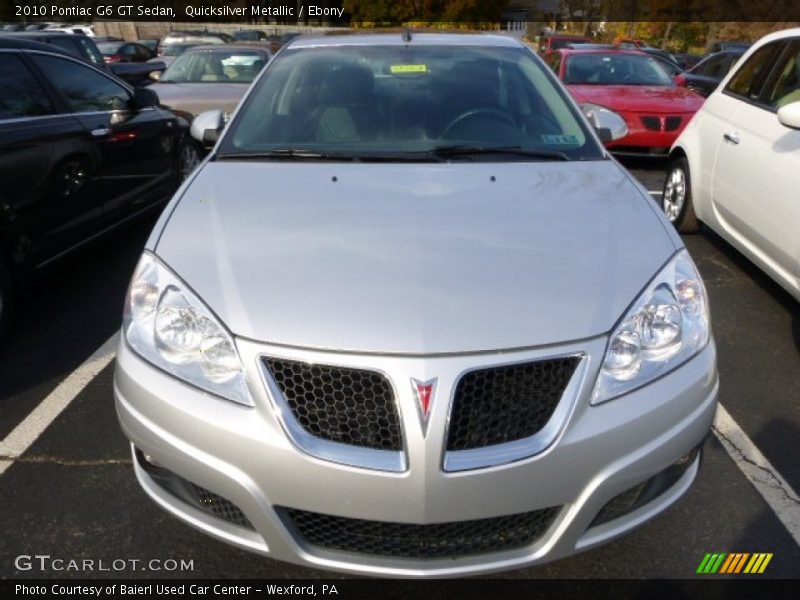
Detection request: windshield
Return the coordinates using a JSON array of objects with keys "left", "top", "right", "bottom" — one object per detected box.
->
[
  {"left": 565, "top": 53, "right": 674, "bottom": 86},
  {"left": 234, "top": 30, "right": 262, "bottom": 41},
  {"left": 161, "top": 51, "right": 267, "bottom": 83},
  {"left": 97, "top": 42, "right": 122, "bottom": 54},
  {"left": 219, "top": 44, "right": 603, "bottom": 161},
  {"left": 162, "top": 43, "right": 198, "bottom": 57}
]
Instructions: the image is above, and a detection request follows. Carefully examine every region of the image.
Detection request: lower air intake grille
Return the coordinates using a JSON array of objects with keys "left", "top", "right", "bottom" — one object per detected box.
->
[
  {"left": 264, "top": 357, "right": 402, "bottom": 451},
  {"left": 281, "top": 506, "right": 560, "bottom": 559},
  {"left": 446, "top": 356, "right": 580, "bottom": 451},
  {"left": 192, "top": 485, "right": 254, "bottom": 530}
]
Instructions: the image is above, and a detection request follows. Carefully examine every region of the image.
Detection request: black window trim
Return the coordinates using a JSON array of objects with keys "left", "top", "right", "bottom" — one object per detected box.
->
[
  {"left": 0, "top": 49, "right": 62, "bottom": 121},
  {"left": 757, "top": 38, "right": 800, "bottom": 112},
  {"left": 26, "top": 48, "right": 136, "bottom": 115},
  {"left": 722, "top": 40, "right": 793, "bottom": 114},
  {"left": 0, "top": 47, "right": 143, "bottom": 124}
]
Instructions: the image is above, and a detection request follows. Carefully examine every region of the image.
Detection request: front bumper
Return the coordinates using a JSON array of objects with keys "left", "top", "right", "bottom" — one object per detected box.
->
[{"left": 114, "top": 334, "right": 718, "bottom": 577}]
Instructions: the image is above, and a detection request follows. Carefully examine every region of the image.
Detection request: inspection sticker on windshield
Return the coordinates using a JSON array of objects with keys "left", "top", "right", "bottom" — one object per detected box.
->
[
  {"left": 541, "top": 134, "right": 580, "bottom": 145},
  {"left": 390, "top": 64, "right": 428, "bottom": 74}
]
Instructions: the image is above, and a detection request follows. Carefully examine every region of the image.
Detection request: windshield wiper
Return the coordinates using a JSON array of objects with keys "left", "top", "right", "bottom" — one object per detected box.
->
[
  {"left": 427, "top": 145, "right": 570, "bottom": 161},
  {"left": 215, "top": 149, "right": 355, "bottom": 161}
]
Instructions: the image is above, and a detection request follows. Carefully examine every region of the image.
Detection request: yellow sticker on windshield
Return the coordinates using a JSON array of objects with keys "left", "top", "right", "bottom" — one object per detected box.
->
[{"left": 390, "top": 64, "right": 428, "bottom": 74}]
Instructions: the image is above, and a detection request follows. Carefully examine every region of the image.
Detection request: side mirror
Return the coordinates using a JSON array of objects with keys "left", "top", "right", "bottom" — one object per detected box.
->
[
  {"left": 581, "top": 104, "right": 628, "bottom": 143},
  {"left": 777, "top": 101, "right": 800, "bottom": 130},
  {"left": 149, "top": 70, "right": 161, "bottom": 82},
  {"left": 133, "top": 87, "right": 159, "bottom": 109},
  {"left": 190, "top": 110, "right": 225, "bottom": 147}
]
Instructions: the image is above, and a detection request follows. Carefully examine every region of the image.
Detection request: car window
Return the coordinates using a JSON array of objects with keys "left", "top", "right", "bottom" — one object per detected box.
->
[
  {"left": 725, "top": 41, "right": 785, "bottom": 101},
  {"left": 0, "top": 54, "right": 55, "bottom": 119},
  {"left": 163, "top": 43, "right": 196, "bottom": 57},
  {"left": 696, "top": 54, "right": 726, "bottom": 77},
  {"left": 49, "top": 37, "right": 82, "bottom": 59},
  {"left": 30, "top": 55, "right": 130, "bottom": 113},
  {"left": 98, "top": 42, "right": 122, "bottom": 54},
  {"left": 221, "top": 44, "right": 602, "bottom": 161},
  {"left": 162, "top": 51, "right": 267, "bottom": 83},
  {"left": 761, "top": 39, "right": 800, "bottom": 109},
  {"left": 76, "top": 38, "right": 106, "bottom": 66},
  {"left": 564, "top": 53, "right": 673, "bottom": 86}
]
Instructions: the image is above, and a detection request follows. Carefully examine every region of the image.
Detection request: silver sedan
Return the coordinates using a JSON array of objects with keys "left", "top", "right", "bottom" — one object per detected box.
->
[{"left": 114, "top": 32, "right": 718, "bottom": 576}]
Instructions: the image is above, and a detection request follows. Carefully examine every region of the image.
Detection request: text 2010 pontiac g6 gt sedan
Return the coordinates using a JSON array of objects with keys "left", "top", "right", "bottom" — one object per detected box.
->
[{"left": 114, "top": 32, "right": 718, "bottom": 576}]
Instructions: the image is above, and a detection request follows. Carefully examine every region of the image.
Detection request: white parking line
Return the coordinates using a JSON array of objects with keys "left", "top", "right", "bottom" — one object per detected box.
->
[
  {"left": 0, "top": 333, "right": 118, "bottom": 476},
  {"left": 648, "top": 190, "right": 663, "bottom": 195},
  {"left": 713, "top": 404, "right": 800, "bottom": 546}
]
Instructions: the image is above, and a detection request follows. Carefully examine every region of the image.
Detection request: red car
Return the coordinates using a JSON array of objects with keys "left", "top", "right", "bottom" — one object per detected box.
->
[
  {"left": 544, "top": 49, "right": 704, "bottom": 155},
  {"left": 538, "top": 33, "right": 591, "bottom": 55}
]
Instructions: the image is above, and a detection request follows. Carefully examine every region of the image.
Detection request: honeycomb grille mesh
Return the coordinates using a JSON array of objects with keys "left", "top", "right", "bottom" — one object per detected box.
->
[
  {"left": 264, "top": 357, "right": 402, "bottom": 451},
  {"left": 281, "top": 506, "right": 560, "bottom": 559},
  {"left": 446, "top": 357, "right": 580, "bottom": 451},
  {"left": 192, "top": 485, "right": 254, "bottom": 530}
]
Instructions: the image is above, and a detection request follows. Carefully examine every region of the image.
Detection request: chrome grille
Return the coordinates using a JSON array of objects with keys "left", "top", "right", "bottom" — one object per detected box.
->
[
  {"left": 446, "top": 357, "right": 580, "bottom": 451},
  {"left": 264, "top": 357, "right": 402, "bottom": 452}
]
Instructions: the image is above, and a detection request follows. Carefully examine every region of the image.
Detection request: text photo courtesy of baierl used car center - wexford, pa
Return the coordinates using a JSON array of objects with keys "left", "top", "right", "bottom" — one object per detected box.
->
[{"left": 0, "top": 0, "right": 798, "bottom": 598}]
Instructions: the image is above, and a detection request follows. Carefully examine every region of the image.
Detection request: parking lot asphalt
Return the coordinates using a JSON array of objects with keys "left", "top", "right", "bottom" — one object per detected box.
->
[{"left": 0, "top": 158, "right": 798, "bottom": 579}]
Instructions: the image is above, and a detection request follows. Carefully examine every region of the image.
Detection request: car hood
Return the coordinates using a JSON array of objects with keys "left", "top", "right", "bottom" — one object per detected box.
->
[
  {"left": 149, "top": 82, "right": 249, "bottom": 118},
  {"left": 155, "top": 161, "right": 677, "bottom": 354},
  {"left": 568, "top": 84, "right": 704, "bottom": 113}
]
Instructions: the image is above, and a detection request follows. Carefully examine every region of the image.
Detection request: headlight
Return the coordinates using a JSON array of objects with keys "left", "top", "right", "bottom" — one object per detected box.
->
[
  {"left": 124, "top": 252, "right": 253, "bottom": 406},
  {"left": 580, "top": 102, "right": 629, "bottom": 141},
  {"left": 592, "top": 249, "right": 710, "bottom": 404}
]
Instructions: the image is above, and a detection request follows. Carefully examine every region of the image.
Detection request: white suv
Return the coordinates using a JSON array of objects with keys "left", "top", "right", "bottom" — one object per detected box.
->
[{"left": 664, "top": 28, "right": 800, "bottom": 301}]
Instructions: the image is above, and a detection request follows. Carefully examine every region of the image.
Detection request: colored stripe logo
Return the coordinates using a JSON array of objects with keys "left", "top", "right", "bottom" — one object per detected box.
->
[{"left": 697, "top": 553, "right": 773, "bottom": 574}]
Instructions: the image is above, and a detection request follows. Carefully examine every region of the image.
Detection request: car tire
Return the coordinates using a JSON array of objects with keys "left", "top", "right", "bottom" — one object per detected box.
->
[
  {"left": 0, "top": 260, "right": 13, "bottom": 344},
  {"left": 177, "top": 139, "right": 202, "bottom": 182},
  {"left": 663, "top": 156, "right": 699, "bottom": 233}
]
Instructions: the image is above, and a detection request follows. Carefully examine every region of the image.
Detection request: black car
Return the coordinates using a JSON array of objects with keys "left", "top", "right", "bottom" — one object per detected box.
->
[
  {"left": 232, "top": 29, "right": 268, "bottom": 42},
  {"left": 706, "top": 41, "right": 751, "bottom": 54},
  {"left": 676, "top": 49, "right": 746, "bottom": 97},
  {"left": 674, "top": 52, "right": 703, "bottom": 69},
  {"left": 638, "top": 47, "right": 684, "bottom": 69},
  {"left": 97, "top": 41, "right": 153, "bottom": 63},
  {"left": 0, "top": 38, "right": 195, "bottom": 338},
  {"left": 2, "top": 30, "right": 106, "bottom": 67},
  {"left": 636, "top": 48, "right": 685, "bottom": 77},
  {"left": 1, "top": 32, "right": 165, "bottom": 86}
]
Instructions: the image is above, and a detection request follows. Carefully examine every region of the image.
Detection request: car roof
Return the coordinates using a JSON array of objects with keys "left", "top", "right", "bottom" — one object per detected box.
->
[
  {"left": 289, "top": 31, "right": 523, "bottom": 49},
  {"left": 0, "top": 35, "right": 74, "bottom": 55},
  {"left": 3, "top": 30, "right": 78, "bottom": 40}
]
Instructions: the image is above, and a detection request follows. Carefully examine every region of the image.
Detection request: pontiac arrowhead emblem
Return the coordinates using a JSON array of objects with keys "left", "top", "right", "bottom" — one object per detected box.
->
[{"left": 411, "top": 378, "right": 437, "bottom": 434}]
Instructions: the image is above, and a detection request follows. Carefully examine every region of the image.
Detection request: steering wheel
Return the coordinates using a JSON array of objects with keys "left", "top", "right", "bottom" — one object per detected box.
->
[{"left": 441, "top": 108, "right": 516, "bottom": 139}]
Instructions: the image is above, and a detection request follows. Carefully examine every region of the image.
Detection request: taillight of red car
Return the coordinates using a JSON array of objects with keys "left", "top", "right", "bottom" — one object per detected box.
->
[{"left": 104, "top": 54, "right": 121, "bottom": 63}]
